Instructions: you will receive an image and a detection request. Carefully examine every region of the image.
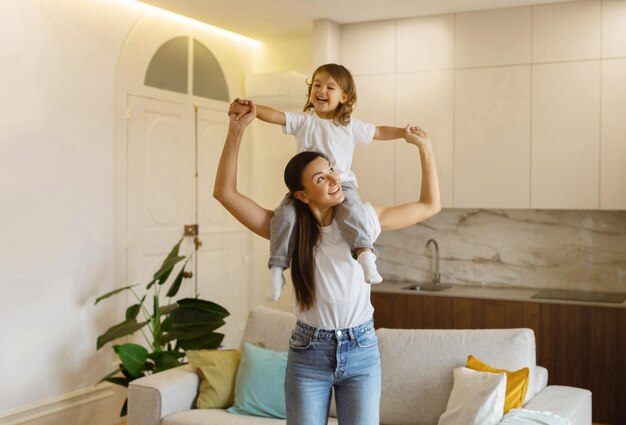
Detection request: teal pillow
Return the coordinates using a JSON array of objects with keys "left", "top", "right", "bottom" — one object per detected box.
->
[{"left": 227, "top": 342, "right": 287, "bottom": 419}]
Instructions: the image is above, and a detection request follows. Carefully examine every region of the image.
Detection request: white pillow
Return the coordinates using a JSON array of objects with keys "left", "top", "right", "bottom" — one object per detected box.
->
[{"left": 438, "top": 367, "right": 507, "bottom": 425}]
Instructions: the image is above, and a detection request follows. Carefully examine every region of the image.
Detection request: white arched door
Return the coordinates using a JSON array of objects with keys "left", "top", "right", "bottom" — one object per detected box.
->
[{"left": 117, "top": 17, "right": 252, "bottom": 348}]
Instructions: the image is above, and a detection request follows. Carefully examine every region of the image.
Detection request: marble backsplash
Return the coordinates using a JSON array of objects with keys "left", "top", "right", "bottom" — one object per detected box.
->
[{"left": 376, "top": 209, "right": 626, "bottom": 292}]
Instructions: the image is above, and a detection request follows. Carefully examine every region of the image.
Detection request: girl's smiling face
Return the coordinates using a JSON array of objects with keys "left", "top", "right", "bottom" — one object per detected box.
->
[{"left": 308, "top": 71, "right": 348, "bottom": 119}]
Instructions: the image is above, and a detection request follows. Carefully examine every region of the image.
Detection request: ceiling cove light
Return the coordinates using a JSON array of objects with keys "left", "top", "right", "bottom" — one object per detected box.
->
[{"left": 129, "top": 0, "right": 262, "bottom": 48}]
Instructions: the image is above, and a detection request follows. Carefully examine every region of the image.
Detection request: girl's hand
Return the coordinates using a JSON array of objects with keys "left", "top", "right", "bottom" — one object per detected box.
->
[
  {"left": 404, "top": 125, "right": 431, "bottom": 148},
  {"left": 228, "top": 98, "right": 252, "bottom": 120}
]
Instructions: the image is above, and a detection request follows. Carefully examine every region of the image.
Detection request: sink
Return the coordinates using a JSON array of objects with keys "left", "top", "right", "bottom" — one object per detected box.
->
[{"left": 402, "top": 283, "right": 452, "bottom": 292}]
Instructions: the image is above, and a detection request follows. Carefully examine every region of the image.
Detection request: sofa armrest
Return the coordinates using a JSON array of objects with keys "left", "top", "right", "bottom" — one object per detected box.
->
[
  {"left": 128, "top": 364, "right": 199, "bottom": 425},
  {"left": 524, "top": 385, "right": 592, "bottom": 425},
  {"left": 533, "top": 366, "right": 548, "bottom": 394}
]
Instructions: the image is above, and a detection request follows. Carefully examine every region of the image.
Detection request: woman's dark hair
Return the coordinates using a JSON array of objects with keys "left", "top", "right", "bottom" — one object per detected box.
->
[
  {"left": 284, "top": 151, "right": 329, "bottom": 311},
  {"left": 303, "top": 63, "right": 356, "bottom": 126}
]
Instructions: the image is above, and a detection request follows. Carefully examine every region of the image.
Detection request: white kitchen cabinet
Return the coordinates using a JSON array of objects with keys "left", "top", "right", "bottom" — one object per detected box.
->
[
  {"left": 340, "top": 21, "right": 396, "bottom": 76},
  {"left": 532, "top": 0, "right": 601, "bottom": 63},
  {"left": 531, "top": 61, "right": 600, "bottom": 209},
  {"left": 455, "top": 6, "right": 531, "bottom": 68},
  {"left": 603, "top": 0, "right": 626, "bottom": 58},
  {"left": 395, "top": 71, "right": 454, "bottom": 207},
  {"left": 454, "top": 66, "right": 531, "bottom": 208},
  {"left": 350, "top": 74, "right": 397, "bottom": 206},
  {"left": 396, "top": 14, "right": 455, "bottom": 73},
  {"left": 601, "top": 59, "right": 626, "bottom": 210}
]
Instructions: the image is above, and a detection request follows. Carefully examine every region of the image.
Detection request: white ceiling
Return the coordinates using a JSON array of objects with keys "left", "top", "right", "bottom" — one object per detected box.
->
[{"left": 141, "top": 0, "right": 578, "bottom": 41}]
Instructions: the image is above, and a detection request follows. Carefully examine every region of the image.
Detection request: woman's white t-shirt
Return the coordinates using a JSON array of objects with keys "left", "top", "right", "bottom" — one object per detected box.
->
[
  {"left": 295, "top": 203, "right": 381, "bottom": 330},
  {"left": 283, "top": 111, "right": 375, "bottom": 185}
]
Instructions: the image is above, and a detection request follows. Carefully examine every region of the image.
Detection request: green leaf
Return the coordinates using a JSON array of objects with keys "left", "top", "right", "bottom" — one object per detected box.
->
[
  {"left": 114, "top": 343, "right": 149, "bottom": 378},
  {"left": 152, "top": 295, "right": 162, "bottom": 349},
  {"left": 160, "top": 303, "right": 178, "bottom": 316},
  {"left": 147, "top": 350, "right": 185, "bottom": 361},
  {"left": 152, "top": 237, "right": 186, "bottom": 286},
  {"left": 161, "top": 316, "right": 172, "bottom": 333},
  {"left": 120, "top": 398, "right": 128, "bottom": 417},
  {"left": 120, "top": 365, "right": 135, "bottom": 380},
  {"left": 169, "top": 309, "right": 222, "bottom": 333},
  {"left": 102, "top": 376, "right": 131, "bottom": 388},
  {"left": 177, "top": 298, "right": 230, "bottom": 318},
  {"left": 167, "top": 321, "right": 226, "bottom": 341},
  {"left": 94, "top": 284, "right": 139, "bottom": 305},
  {"left": 97, "top": 367, "right": 122, "bottom": 385},
  {"left": 176, "top": 332, "right": 224, "bottom": 350},
  {"left": 165, "top": 258, "right": 190, "bottom": 298},
  {"left": 149, "top": 351, "right": 183, "bottom": 373},
  {"left": 96, "top": 319, "right": 149, "bottom": 350},
  {"left": 125, "top": 303, "right": 141, "bottom": 321}
]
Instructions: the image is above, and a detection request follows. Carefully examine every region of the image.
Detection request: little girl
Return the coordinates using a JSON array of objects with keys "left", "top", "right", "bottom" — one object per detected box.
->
[{"left": 229, "top": 63, "right": 413, "bottom": 301}]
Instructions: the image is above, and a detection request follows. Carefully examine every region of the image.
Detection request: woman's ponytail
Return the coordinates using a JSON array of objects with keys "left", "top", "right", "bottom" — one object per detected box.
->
[{"left": 283, "top": 151, "right": 328, "bottom": 311}]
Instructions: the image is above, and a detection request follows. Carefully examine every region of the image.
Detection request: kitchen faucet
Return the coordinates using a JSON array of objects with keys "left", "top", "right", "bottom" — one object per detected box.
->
[{"left": 424, "top": 238, "right": 441, "bottom": 286}]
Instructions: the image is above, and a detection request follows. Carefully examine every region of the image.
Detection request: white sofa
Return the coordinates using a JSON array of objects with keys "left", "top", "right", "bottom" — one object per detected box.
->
[{"left": 128, "top": 306, "right": 591, "bottom": 425}]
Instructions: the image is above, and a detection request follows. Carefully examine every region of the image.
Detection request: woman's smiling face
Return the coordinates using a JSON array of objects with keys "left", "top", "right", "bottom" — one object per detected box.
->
[{"left": 295, "top": 156, "right": 344, "bottom": 208}]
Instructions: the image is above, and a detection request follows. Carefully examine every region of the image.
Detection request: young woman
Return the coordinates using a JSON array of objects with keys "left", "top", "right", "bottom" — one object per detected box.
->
[{"left": 214, "top": 101, "right": 440, "bottom": 425}]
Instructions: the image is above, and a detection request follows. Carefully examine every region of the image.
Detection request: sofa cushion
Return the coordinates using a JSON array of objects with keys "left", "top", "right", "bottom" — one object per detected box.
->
[
  {"left": 376, "top": 328, "right": 537, "bottom": 425},
  {"left": 438, "top": 367, "right": 506, "bottom": 425},
  {"left": 523, "top": 386, "right": 592, "bottom": 425},
  {"left": 228, "top": 343, "right": 287, "bottom": 419},
  {"left": 187, "top": 349, "right": 241, "bottom": 409},
  {"left": 466, "top": 355, "right": 529, "bottom": 413},
  {"left": 161, "top": 408, "right": 340, "bottom": 425},
  {"left": 500, "top": 408, "right": 572, "bottom": 425},
  {"left": 241, "top": 306, "right": 297, "bottom": 352}
]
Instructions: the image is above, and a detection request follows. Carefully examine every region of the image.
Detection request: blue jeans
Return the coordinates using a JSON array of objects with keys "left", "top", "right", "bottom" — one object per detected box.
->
[{"left": 285, "top": 319, "right": 381, "bottom": 425}]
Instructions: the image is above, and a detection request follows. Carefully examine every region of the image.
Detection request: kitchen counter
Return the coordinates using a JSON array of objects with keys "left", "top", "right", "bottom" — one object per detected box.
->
[{"left": 372, "top": 280, "right": 626, "bottom": 309}]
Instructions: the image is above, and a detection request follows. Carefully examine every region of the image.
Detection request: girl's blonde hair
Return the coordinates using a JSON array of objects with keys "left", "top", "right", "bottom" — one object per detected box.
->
[{"left": 303, "top": 63, "right": 356, "bottom": 126}]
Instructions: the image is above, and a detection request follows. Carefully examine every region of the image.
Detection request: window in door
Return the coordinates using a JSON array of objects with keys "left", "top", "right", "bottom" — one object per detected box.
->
[{"left": 144, "top": 37, "right": 229, "bottom": 101}]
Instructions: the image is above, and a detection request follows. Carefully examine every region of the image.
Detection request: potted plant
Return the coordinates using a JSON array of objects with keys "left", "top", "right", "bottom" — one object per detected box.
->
[{"left": 95, "top": 237, "right": 229, "bottom": 416}]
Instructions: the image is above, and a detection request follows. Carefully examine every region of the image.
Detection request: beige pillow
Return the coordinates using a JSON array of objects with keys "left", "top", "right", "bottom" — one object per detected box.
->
[
  {"left": 466, "top": 355, "right": 530, "bottom": 413},
  {"left": 438, "top": 367, "right": 507, "bottom": 425},
  {"left": 187, "top": 349, "right": 241, "bottom": 409}
]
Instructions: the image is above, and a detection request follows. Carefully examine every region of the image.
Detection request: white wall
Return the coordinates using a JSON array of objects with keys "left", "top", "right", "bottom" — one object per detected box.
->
[
  {"left": 0, "top": 1, "right": 255, "bottom": 423},
  {"left": 0, "top": 0, "right": 141, "bottom": 418}
]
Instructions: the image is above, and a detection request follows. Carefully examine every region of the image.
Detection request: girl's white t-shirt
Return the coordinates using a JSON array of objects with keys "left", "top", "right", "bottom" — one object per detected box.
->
[
  {"left": 295, "top": 203, "right": 381, "bottom": 330},
  {"left": 283, "top": 111, "right": 375, "bottom": 185}
]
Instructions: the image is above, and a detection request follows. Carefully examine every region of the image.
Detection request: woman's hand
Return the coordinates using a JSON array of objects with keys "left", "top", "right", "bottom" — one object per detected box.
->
[
  {"left": 228, "top": 98, "right": 253, "bottom": 121},
  {"left": 404, "top": 125, "right": 431, "bottom": 149},
  {"left": 228, "top": 100, "right": 257, "bottom": 130}
]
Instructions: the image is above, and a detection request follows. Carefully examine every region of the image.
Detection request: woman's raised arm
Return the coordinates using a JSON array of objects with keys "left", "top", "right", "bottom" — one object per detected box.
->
[
  {"left": 213, "top": 101, "right": 273, "bottom": 239},
  {"left": 373, "top": 125, "right": 441, "bottom": 231}
]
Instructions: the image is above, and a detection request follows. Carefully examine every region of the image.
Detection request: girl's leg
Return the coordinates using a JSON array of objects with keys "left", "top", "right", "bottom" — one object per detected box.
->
[
  {"left": 267, "top": 195, "right": 296, "bottom": 301},
  {"left": 335, "top": 184, "right": 382, "bottom": 284}
]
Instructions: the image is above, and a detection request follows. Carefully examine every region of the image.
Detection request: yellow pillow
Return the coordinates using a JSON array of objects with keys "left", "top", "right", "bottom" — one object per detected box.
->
[
  {"left": 187, "top": 349, "right": 241, "bottom": 409},
  {"left": 465, "top": 355, "right": 529, "bottom": 413}
]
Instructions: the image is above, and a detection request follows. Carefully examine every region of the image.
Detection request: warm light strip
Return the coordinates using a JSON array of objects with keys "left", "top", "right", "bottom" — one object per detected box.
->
[{"left": 130, "top": 0, "right": 262, "bottom": 47}]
